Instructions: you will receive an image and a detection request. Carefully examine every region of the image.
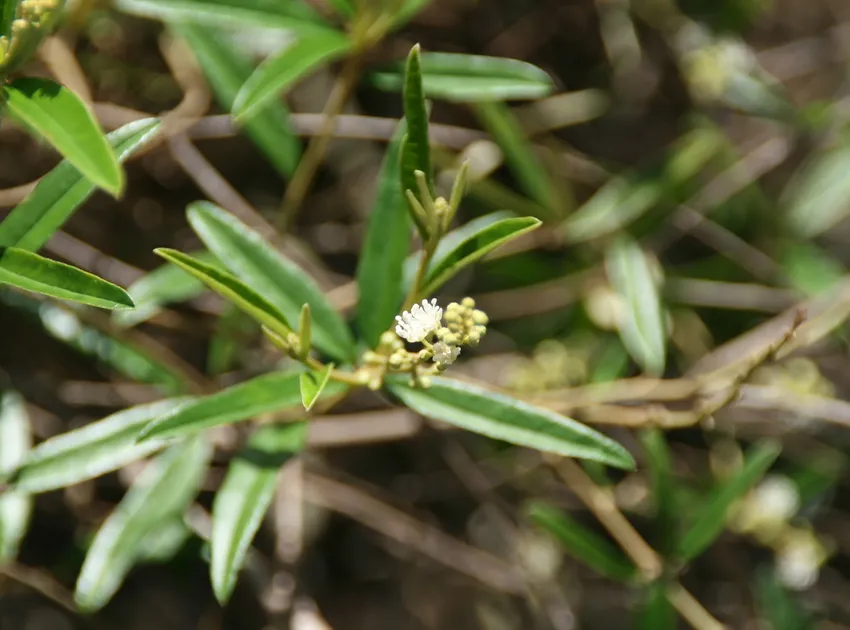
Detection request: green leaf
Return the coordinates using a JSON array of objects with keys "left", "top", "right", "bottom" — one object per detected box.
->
[
  {"left": 401, "top": 44, "right": 432, "bottom": 236},
  {"left": 0, "top": 391, "right": 32, "bottom": 562},
  {"left": 74, "top": 438, "right": 211, "bottom": 612},
  {"left": 113, "top": 251, "right": 219, "bottom": 328},
  {"left": 783, "top": 141, "right": 850, "bottom": 238},
  {"left": 636, "top": 581, "right": 677, "bottom": 630},
  {"left": 3, "top": 78, "right": 123, "bottom": 196},
  {"left": 779, "top": 241, "right": 845, "bottom": 297},
  {"left": 138, "top": 370, "right": 346, "bottom": 441},
  {"left": 392, "top": 0, "right": 431, "bottom": 27},
  {"left": 211, "top": 422, "right": 306, "bottom": 603},
  {"left": 0, "top": 0, "right": 18, "bottom": 40},
  {"left": 115, "top": 0, "right": 327, "bottom": 32},
  {"left": 172, "top": 22, "right": 300, "bottom": 176},
  {"left": 0, "top": 247, "right": 134, "bottom": 310},
  {"left": 372, "top": 52, "right": 553, "bottom": 102},
  {"left": 154, "top": 248, "right": 292, "bottom": 339},
  {"left": 300, "top": 365, "right": 332, "bottom": 411},
  {"left": 388, "top": 376, "right": 634, "bottom": 469},
  {"left": 207, "top": 305, "right": 258, "bottom": 376},
  {"left": 356, "top": 121, "right": 411, "bottom": 347},
  {"left": 418, "top": 215, "right": 541, "bottom": 297},
  {"left": 605, "top": 237, "right": 666, "bottom": 376},
  {"left": 561, "top": 127, "right": 724, "bottom": 243},
  {"left": 187, "top": 202, "right": 356, "bottom": 361},
  {"left": 640, "top": 429, "right": 676, "bottom": 554},
  {"left": 136, "top": 517, "right": 192, "bottom": 564},
  {"left": 9, "top": 399, "right": 189, "bottom": 493},
  {"left": 754, "top": 567, "right": 812, "bottom": 630},
  {"left": 0, "top": 119, "right": 161, "bottom": 252},
  {"left": 233, "top": 30, "right": 351, "bottom": 121},
  {"left": 528, "top": 502, "right": 637, "bottom": 582},
  {"left": 474, "top": 101, "right": 557, "bottom": 212},
  {"left": 325, "top": 0, "right": 354, "bottom": 18},
  {"left": 678, "top": 440, "right": 781, "bottom": 562}
]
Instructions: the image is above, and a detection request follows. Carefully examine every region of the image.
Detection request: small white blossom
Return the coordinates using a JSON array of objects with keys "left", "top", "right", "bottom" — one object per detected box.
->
[
  {"left": 752, "top": 476, "right": 800, "bottom": 524},
  {"left": 395, "top": 299, "right": 443, "bottom": 343},
  {"left": 777, "top": 544, "right": 820, "bottom": 591},
  {"left": 432, "top": 341, "right": 460, "bottom": 365}
]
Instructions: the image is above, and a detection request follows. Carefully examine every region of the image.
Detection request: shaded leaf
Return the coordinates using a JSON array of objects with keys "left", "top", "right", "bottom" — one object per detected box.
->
[
  {"left": 388, "top": 376, "right": 634, "bottom": 469},
  {"left": 172, "top": 23, "right": 300, "bottom": 176},
  {"left": 187, "top": 203, "right": 355, "bottom": 361},
  {"left": 138, "top": 370, "right": 346, "bottom": 441},
  {"left": 207, "top": 305, "right": 258, "bottom": 376},
  {"left": 233, "top": 30, "right": 351, "bottom": 121},
  {"left": 400, "top": 44, "right": 431, "bottom": 237},
  {"left": 0, "top": 391, "right": 32, "bottom": 562},
  {"left": 0, "top": 119, "right": 161, "bottom": 251},
  {"left": 636, "top": 581, "right": 677, "bottom": 630},
  {"left": 3, "top": 78, "right": 122, "bottom": 196},
  {"left": 605, "top": 237, "right": 666, "bottom": 376},
  {"left": 528, "top": 502, "right": 637, "bottom": 582},
  {"left": 0, "top": 247, "right": 134, "bottom": 310},
  {"left": 211, "top": 422, "right": 306, "bottom": 602},
  {"left": 474, "top": 101, "right": 557, "bottom": 212},
  {"left": 9, "top": 399, "right": 189, "bottom": 493},
  {"left": 640, "top": 428, "right": 676, "bottom": 554},
  {"left": 754, "top": 566, "right": 813, "bottom": 630},
  {"left": 356, "top": 120, "right": 411, "bottom": 347},
  {"left": 74, "top": 438, "right": 210, "bottom": 612},
  {"left": 154, "top": 248, "right": 291, "bottom": 339},
  {"left": 419, "top": 215, "right": 541, "bottom": 297},
  {"left": 372, "top": 52, "right": 553, "bottom": 101},
  {"left": 678, "top": 440, "right": 781, "bottom": 561},
  {"left": 300, "top": 364, "right": 332, "bottom": 411},
  {"left": 779, "top": 241, "right": 845, "bottom": 297},
  {"left": 783, "top": 141, "right": 850, "bottom": 238}
]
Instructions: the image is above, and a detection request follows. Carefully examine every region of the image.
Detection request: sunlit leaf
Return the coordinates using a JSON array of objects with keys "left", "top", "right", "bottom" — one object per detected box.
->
[
  {"left": 3, "top": 78, "right": 123, "bottom": 196},
  {"left": 187, "top": 203, "right": 356, "bottom": 361},
  {"left": 211, "top": 422, "right": 306, "bottom": 603},
  {"left": 388, "top": 376, "right": 635, "bottom": 469},
  {"left": 74, "top": 438, "right": 211, "bottom": 612},
  {"left": 154, "top": 248, "right": 292, "bottom": 339},
  {"left": 10, "top": 399, "right": 189, "bottom": 493},
  {"left": 0, "top": 247, "right": 134, "bottom": 310},
  {"left": 783, "top": 140, "right": 850, "bottom": 238},
  {"left": 233, "top": 30, "right": 351, "bottom": 121},
  {"left": 299, "top": 364, "right": 332, "bottom": 411},
  {"left": 528, "top": 502, "right": 637, "bottom": 582},
  {"left": 400, "top": 44, "right": 432, "bottom": 238},
  {"left": 138, "top": 370, "right": 346, "bottom": 441},
  {"left": 356, "top": 121, "right": 412, "bottom": 347},
  {"left": 372, "top": 52, "right": 553, "bottom": 101},
  {"left": 0, "top": 391, "right": 32, "bottom": 562},
  {"left": 0, "top": 119, "right": 161, "bottom": 251},
  {"left": 678, "top": 440, "right": 781, "bottom": 561}
]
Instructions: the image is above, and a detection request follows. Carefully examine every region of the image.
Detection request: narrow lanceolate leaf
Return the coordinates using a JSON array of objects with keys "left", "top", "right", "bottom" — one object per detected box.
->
[
  {"left": 0, "top": 391, "right": 32, "bottom": 562},
  {"left": 388, "top": 376, "right": 635, "bottom": 469},
  {"left": 138, "top": 370, "right": 347, "bottom": 441},
  {"left": 211, "top": 422, "right": 306, "bottom": 603},
  {"left": 187, "top": 203, "right": 356, "bottom": 362},
  {"left": 677, "top": 440, "right": 781, "bottom": 562},
  {"left": 115, "top": 0, "right": 328, "bottom": 32},
  {"left": 173, "top": 23, "right": 300, "bottom": 177},
  {"left": 640, "top": 429, "right": 676, "bottom": 554},
  {"left": 75, "top": 438, "right": 211, "bottom": 612},
  {"left": 114, "top": 251, "right": 219, "bottom": 328},
  {"left": 3, "top": 78, "right": 123, "bottom": 196},
  {"left": 154, "top": 248, "right": 291, "bottom": 339},
  {"left": 0, "top": 119, "right": 161, "bottom": 251},
  {"left": 783, "top": 140, "right": 850, "bottom": 238},
  {"left": 605, "top": 237, "right": 667, "bottom": 376},
  {"left": 233, "top": 30, "right": 352, "bottom": 121},
  {"left": 9, "top": 399, "right": 189, "bottom": 494},
  {"left": 356, "top": 121, "right": 412, "bottom": 347},
  {"left": 528, "top": 502, "right": 637, "bottom": 582},
  {"left": 754, "top": 567, "right": 812, "bottom": 630},
  {"left": 401, "top": 45, "right": 432, "bottom": 228},
  {"left": 372, "top": 52, "right": 553, "bottom": 102},
  {"left": 637, "top": 581, "right": 677, "bottom": 630},
  {"left": 300, "top": 365, "right": 333, "bottom": 411},
  {"left": 418, "top": 216, "right": 541, "bottom": 297},
  {"left": 474, "top": 101, "right": 557, "bottom": 211},
  {"left": 0, "top": 247, "right": 135, "bottom": 310}
]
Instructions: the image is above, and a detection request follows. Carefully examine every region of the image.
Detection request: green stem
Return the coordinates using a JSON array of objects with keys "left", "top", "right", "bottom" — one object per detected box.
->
[
  {"left": 401, "top": 242, "right": 435, "bottom": 312},
  {"left": 305, "top": 355, "right": 363, "bottom": 386}
]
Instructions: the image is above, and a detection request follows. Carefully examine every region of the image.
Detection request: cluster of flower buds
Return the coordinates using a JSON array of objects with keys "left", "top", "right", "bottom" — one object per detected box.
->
[
  {"left": 0, "top": 0, "right": 63, "bottom": 73},
  {"left": 359, "top": 297, "right": 488, "bottom": 389},
  {"left": 405, "top": 163, "right": 468, "bottom": 245}
]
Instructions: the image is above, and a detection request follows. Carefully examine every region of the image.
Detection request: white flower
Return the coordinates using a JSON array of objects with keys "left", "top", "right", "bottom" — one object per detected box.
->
[
  {"left": 395, "top": 299, "right": 443, "bottom": 343},
  {"left": 752, "top": 476, "right": 800, "bottom": 524},
  {"left": 432, "top": 341, "right": 460, "bottom": 365},
  {"left": 777, "top": 544, "right": 820, "bottom": 591}
]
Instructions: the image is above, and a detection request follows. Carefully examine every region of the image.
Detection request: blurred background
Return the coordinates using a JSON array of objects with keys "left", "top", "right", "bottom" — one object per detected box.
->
[{"left": 5, "top": 0, "right": 850, "bottom": 628}]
